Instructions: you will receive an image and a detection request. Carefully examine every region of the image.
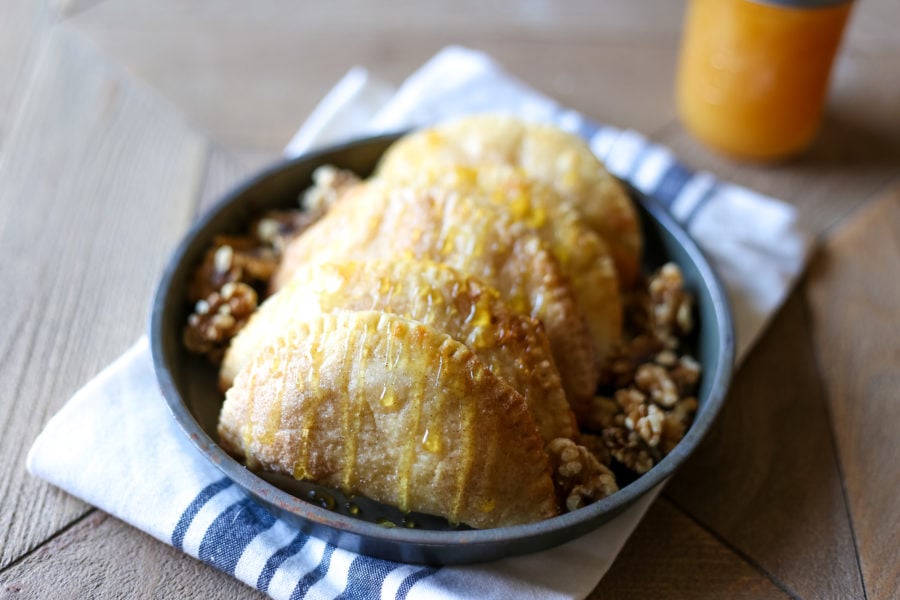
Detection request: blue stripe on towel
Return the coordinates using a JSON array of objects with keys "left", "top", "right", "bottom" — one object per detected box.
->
[
  {"left": 397, "top": 567, "right": 440, "bottom": 600},
  {"left": 171, "top": 477, "right": 233, "bottom": 550},
  {"left": 682, "top": 182, "right": 719, "bottom": 226},
  {"left": 573, "top": 118, "right": 601, "bottom": 142},
  {"left": 198, "top": 497, "right": 277, "bottom": 575},
  {"left": 290, "top": 544, "right": 335, "bottom": 599},
  {"left": 550, "top": 108, "right": 600, "bottom": 142},
  {"left": 257, "top": 532, "right": 312, "bottom": 593},
  {"left": 652, "top": 161, "right": 693, "bottom": 208},
  {"left": 624, "top": 142, "right": 653, "bottom": 182},
  {"left": 335, "top": 555, "right": 400, "bottom": 599}
]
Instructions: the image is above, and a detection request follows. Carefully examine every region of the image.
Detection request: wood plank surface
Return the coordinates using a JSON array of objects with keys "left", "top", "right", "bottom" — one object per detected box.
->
[
  {"left": 590, "top": 499, "right": 789, "bottom": 599},
  {"left": 2, "top": 0, "right": 899, "bottom": 596},
  {"left": 67, "top": 0, "right": 900, "bottom": 237},
  {"left": 806, "top": 186, "right": 900, "bottom": 600},
  {"left": 664, "top": 289, "right": 865, "bottom": 599},
  {"left": 0, "top": 500, "right": 788, "bottom": 600},
  {"left": 0, "top": 512, "right": 263, "bottom": 600},
  {"left": 0, "top": 0, "right": 56, "bottom": 151},
  {"left": 66, "top": 0, "right": 687, "bottom": 152},
  {"left": 656, "top": 109, "right": 900, "bottom": 241},
  {"left": 53, "top": 0, "right": 109, "bottom": 19},
  {"left": 652, "top": 0, "right": 900, "bottom": 241},
  {"left": 842, "top": 0, "right": 900, "bottom": 53},
  {"left": 194, "top": 146, "right": 279, "bottom": 219},
  {"left": 0, "top": 23, "right": 207, "bottom": 569}
]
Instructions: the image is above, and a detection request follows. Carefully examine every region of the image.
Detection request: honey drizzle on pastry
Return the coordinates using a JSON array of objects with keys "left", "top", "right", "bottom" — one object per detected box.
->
[
  {"left": 218, "top": 311, "right": 560, "bottom": 528},
  {"left": 451, "top": 350, "right": 479, "bottom": 522},
  {"left": 375, "top": 114, "right": 642, "bottom": 288},
  {"left": 209, "top": 116, "right": 657, "bottom": 527},
  {"left": 260, "top": 353, "right": 285, "bottom": 447},
  {"left": 225, "top": 259, "right": 579, "bottom": 445},
  {"left": 292, "top": 338, "right": 320, "bottom": 480},
  {"left": 270, "top": 182, "right": 598, "bottom": 411},
  {"left": 397, "top": 325, "right": 427, "bottom": 512},
  {"left": 475, "top": 360, "right": 500, "bottom": 517},
  {"left": 422, "top": 352, "right": 445, "bottom": 455},
  {"left": 342, "top": 320, "right": 367, "bottom": 491},
  {"left": 241, "top": 368, "right": 259, "bottom": 454}
]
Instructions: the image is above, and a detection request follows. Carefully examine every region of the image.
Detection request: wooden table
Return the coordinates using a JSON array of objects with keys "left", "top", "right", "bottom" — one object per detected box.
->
[{"left": 1, "top": 1, "right": 897, "bottom": 598}]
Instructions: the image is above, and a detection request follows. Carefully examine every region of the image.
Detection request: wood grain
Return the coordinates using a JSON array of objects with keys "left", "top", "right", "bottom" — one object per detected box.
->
[
  {"left": 0, "top": 512, "right": 263, "bottom": 600},
  {"left": 0, "top": 500, "right": 787, "bottom": 600},
  {"left": 53, "top": 0, "right": 109, "bottom": 19},
  {"left": 590, "top": 499, "right": 789, "bottom": 599},
  {"left": 0, "top": 23, "right": 207, "bottom": 569},
  {"left": 66, "top": 0, "right": 687, "bottom": 152},
  {"left": 2, "top": 0, "right": 899, "bottom": 596},
  {"left": 806, "top": 185, "right": 900, "bottom": 600},
  {"left": 655, "top": 111, "right": 900, "bottom": 241},
  {"left": 843, "top": 0, "right": 900, "bottom": 53},
  {"left": 194, "top": 145, "right": 279, "bottom": 219},
  {"left": 653, "top": 0, "right": 900, "bottom": 242},
  {"left": 0, "top": 0, "right": 56, "bottom": 151},
  {"left": 665, "top": 290, "right": 865, "bottom": 599}
]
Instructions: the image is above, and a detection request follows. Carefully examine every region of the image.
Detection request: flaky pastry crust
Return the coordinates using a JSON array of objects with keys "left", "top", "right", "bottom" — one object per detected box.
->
[
  {"left": 379, "top": 163, "right": 623, "bottom": 373},
  {"left": 218, "top": 311, "right": 559, "bottom": 528},
  {"left": 273, "top": 180, "right": 598, "bottom": 411},
  {"left": 222, "top": 259, "right": 577, "bottom": 442},
  {"left": 376, "top": 114, "right": 642, "bottom": 288}
]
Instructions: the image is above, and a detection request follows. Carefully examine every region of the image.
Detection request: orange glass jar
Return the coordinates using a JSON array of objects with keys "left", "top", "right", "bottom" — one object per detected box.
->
[{"left": 676, "top": 0, "right": 853, "bottom": 161}]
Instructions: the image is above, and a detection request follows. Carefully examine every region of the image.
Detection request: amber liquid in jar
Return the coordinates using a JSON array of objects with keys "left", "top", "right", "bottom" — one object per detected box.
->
[{"left": 676, "top": 0, "right": 853, "bottom": 161}]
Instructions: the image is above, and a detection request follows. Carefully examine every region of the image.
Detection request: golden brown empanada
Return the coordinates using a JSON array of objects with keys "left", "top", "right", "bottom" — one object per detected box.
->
[
  {"left": 381, "top": 164, "right": 622, "bottom": 369},
  {"left": 272, "top": 180, "right": 597, "bottom": 411},
  {"left": 218, "top": 310, "right": 559, "bottom": 528},
  {"left": 376, "top": 114, "right": 642, "bottom": 288},
  {"left": 223, "top": 259, "right": 577, "bottom": 442}
]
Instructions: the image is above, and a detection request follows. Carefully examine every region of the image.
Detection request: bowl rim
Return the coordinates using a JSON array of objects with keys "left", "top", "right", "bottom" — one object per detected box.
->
[{"left": 150, "top": 132, "right": 734, "bottom": 555}]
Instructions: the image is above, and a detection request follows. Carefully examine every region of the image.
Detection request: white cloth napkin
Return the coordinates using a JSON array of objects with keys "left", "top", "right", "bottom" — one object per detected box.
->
[{"left": 28, "top": 46, "right": 810, "bottom": 600}]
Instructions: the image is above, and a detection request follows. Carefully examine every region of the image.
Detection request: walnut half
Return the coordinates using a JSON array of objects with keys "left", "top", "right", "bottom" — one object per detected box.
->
[
  {"left": 546, "top": 437, "right": 618, "bottom": 512},
  {"left": 183, "top": 281, "right": 258, "bottom": 363},
  {"left": 583, "top": 262, "right": 702, "bottom": 479}
]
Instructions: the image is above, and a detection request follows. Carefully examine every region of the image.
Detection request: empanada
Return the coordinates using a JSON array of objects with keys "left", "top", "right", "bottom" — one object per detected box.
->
[
  {"left": 218, "top": 310, "right": 559, "bottom": 528},
  {"left": 223, "top": 259, "right": 577, "bottom": 442},
  {"left": 273, "top": 180, "right": 598, "bottom": 411},
  {"left": 382, "top": 164, "right": 622, "bottom": 369},
  {"left": 376, "top": 114, "right": 642, "bottom": 288}
]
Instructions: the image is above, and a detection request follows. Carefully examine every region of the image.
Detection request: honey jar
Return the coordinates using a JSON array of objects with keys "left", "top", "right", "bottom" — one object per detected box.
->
[{"left": 676, "top": 0, "right": 854, "bottom": 161}]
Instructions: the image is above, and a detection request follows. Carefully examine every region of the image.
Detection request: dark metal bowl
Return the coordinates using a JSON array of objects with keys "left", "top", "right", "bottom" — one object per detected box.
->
[{"left": 150, "top": 133, "right": 734, "bottom": 565}]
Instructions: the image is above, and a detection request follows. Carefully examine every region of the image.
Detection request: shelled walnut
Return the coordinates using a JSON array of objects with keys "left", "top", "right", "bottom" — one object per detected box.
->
[
  {"left": 182, "top": 167, "right": 361, "bottom": 364},
  {"left": 546, "top": 437, "right": 618, "bottom": 512},
  {"left": 586, "top": 262, "right": 702, "bottom": 478}
]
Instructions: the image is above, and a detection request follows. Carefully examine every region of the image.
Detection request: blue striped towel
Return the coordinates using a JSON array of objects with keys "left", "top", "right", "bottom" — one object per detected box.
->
[{"left": 28, "top": 46, "right": 809, "bottom": 599}]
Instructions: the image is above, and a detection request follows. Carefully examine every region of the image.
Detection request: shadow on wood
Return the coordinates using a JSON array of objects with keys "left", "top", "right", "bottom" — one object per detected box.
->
[{"left": 664, "top": 288, "right": 865, "bottom": 599}]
